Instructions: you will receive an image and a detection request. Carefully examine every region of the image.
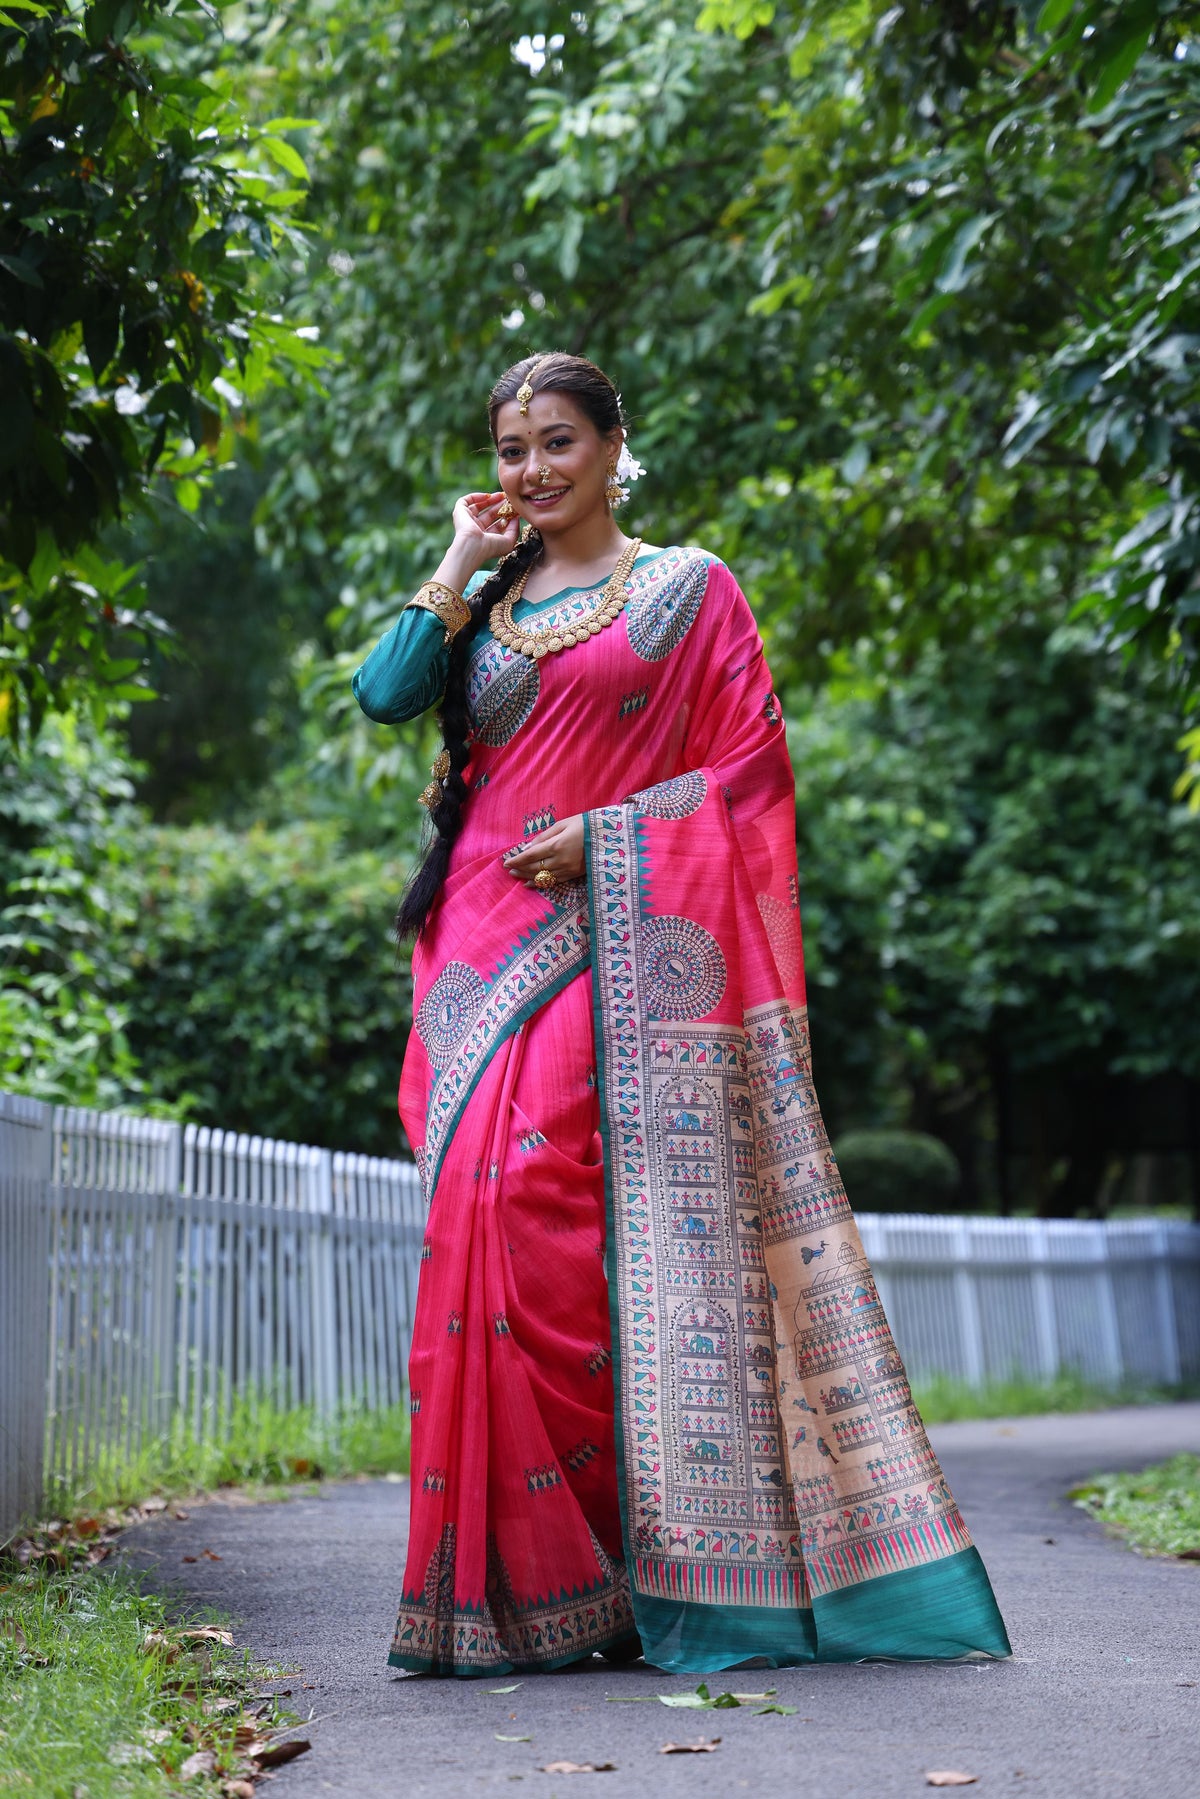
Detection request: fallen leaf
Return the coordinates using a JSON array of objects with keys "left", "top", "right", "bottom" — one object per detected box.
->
[
  {"left": 180, "top": 1749, "right": 217, "bottom": 1779},
  {"left": 496, "top": 1733, "right": 533, "bottom": 1742},
  {"left": 201, "top": 1548, "right": 222, "bottom": 1561},
  {"left": 755, "top": 1704, "right": 798, "bottom": 1716},
  {"left": 180, "top": 1626, "right": 234, "bottom": 1646},
  {"left": 659, "top": 1694, "right": 709, "bottom": 1708},
  {"left": 489, "top": 1683, "right": 523, "bottom": 1693},
  {"left": 539, "top": 1762, "right": 616, "bottom": 1774},
  {"left": 253, "top": 1737, "right": 312, "bottom": 1769},
  {"left": 171, "top": 1508, "right": 190, "bottom": 1520},
  {"left": 926, "top": 1775, "right": 977, "bottom": 1788},
  {"left": 141, "top": 1631, "right": 181, "bottom": 1662},
  {"left": 222, "top": 1783, "right": 256, "bottom": 1798},
  {"left": 659, "top": 1739, "right": 721, "bottom": 1754},
  {"left": 85, "top": 1543, "right": 113, "bottom": 1565},
  {"left": 140, "top": 1727, "right": 173, "bottom": 1745},
  {"left": 141, "top": 1495, "right": 168, "bottom": 1512},
  {"left": 182, "top": 1555, "right": 198, "bottom": 1564}
]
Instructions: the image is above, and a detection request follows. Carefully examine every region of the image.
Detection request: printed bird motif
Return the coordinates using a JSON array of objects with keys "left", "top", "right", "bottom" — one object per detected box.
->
[{"left": 800, "top": 1239, "right": 827, "bottom": 1266}]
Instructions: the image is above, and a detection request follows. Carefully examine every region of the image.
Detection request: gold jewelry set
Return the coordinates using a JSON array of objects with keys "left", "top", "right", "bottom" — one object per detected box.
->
[{"left": 490, "top": 535, "right": 642, "bottom": 662}]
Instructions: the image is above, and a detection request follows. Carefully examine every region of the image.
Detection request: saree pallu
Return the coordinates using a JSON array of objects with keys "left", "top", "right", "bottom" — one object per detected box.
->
[{"left": 390, "top": 547, "right": 1010, "bottom": 1675}]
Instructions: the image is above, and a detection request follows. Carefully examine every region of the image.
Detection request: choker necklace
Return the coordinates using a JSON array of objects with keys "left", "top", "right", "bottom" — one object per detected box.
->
[{"left": 490, "top": 539, "right": 642, "bottom": 662}]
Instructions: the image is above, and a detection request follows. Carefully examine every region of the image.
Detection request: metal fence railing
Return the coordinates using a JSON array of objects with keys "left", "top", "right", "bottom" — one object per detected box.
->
[
  {"left": 0, "top": 1094, "right": 424, "bottom": 1539},
  {"left": 3, "top": 1090, "right": 1199, "bottom": 1539}
]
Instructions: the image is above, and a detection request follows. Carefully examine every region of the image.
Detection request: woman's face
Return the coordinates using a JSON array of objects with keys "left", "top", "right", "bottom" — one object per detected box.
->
[{"left": 493, "top": 389, "right": 621, "bottom": 534}]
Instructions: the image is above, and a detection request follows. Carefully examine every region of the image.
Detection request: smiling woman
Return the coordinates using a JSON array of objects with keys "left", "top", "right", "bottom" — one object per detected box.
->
[{"left": 351, "top": 350, "right": 1011, "bottom": 1679}]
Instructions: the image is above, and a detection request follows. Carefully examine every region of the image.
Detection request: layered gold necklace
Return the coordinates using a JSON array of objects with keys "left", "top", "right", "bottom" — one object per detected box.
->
[{"left": 490, "top": 538, "right": 642, "bottom": 662}]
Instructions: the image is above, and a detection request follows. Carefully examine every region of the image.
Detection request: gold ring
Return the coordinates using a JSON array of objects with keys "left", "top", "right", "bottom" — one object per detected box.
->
[{"left": 534, "top": 869, "right": 556, "bottom": 891}]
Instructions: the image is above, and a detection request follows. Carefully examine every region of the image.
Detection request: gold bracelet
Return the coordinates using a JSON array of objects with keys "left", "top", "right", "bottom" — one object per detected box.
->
[{"left": 405, "top": 580, "right": 472, "bottom": 643}]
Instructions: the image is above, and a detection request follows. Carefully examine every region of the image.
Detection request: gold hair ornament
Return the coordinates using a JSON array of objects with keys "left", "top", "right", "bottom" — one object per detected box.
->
[
  {"left": 516, "top": 358, "right": 549, "bottom": 416},
  {"left": 418, "top": 747, "right": 452, "bottom": 812}
]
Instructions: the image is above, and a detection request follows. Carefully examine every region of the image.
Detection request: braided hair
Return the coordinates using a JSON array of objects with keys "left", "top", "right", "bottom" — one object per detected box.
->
[{"left": 395, "top": 351, "right": 625, "bottom": 944}]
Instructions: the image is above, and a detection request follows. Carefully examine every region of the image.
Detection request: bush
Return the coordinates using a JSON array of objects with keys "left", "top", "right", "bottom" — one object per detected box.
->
[
  {"left": 833, "top": 1127, "right": 961, "bottom": 1214},
  {"left": 123, "top": 821, "right": 414, "bottom": 1155}
]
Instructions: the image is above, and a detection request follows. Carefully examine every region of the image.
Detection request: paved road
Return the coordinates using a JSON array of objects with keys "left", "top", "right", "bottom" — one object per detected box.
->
[{"left": 121, "top": 1405, "right": 1200, "bottom": 1799}]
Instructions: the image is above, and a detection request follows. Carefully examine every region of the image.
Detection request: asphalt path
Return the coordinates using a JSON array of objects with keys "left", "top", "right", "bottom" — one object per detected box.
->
[{"left": 120, "top": 1404, "right": 1200, "bottom": 1799}]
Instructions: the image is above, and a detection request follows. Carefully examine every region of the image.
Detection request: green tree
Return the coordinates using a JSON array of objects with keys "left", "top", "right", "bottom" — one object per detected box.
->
[{"left": 0, "top": 0, "right": 322, "bottom": 740}]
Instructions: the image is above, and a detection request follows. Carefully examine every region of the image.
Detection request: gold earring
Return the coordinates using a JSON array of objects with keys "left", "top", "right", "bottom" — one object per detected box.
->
[
  {"left": 605, "top": 460, "right": 623, "bottom": 508},
  {"left": 495, "top": 500, "right": 514, "bottom": 522}
]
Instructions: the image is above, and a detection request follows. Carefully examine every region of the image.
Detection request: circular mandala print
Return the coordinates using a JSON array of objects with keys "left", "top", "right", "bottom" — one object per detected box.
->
[
  {"left": 416, "top": 961, "right": 487, "bottom": 1069},
  {"left": 756, "top": 892, "right": 803, "bottom": 988},
  {"left": 625, "top": 552, "right": 709, "bottom": 663},
  {"left": 624, "top": 772, "right": 708, "bottom": 819},
  {"left": 642, "top": 915, "right": 727, "bottom": 1021},
  {"left": 467, "top": 639, "right": 541, "bottom": 747}
]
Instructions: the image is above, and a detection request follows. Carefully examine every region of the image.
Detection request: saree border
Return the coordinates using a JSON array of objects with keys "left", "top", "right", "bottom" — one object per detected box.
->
[{"left": 421, "top": 900, "right": 591, "bottom": 1199}]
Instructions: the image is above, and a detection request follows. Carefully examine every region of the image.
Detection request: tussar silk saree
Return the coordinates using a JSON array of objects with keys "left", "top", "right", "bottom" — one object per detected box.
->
[{"left": 358, "top": 546, "right": 1011, "bottom": 1676}]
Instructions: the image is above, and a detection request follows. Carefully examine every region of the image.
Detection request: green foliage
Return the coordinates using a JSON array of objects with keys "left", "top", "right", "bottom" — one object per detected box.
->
[
  {"left": 912, "top": 1370, "right": 1200, "bottom": 1424},
  {"left": 123, "top": 820, "right": 413, "bottom": 1152},
  {"left": 791, "top": 622, "right": 1200, "bottom": 1156},
  {"left": 833, "top": 1128, "right": 961, "bottom": 1213},
  {"left": 49, "top": 1395, "right": 410, "bottom": 1514},
  {"left": 1070, "top": 1451, "right": 1200, "bottom": 1557},
  {"left": 0, "top": 715, "right": 152, "bottom": 1108},
  {"left": 0, "top": 0, "right": 322, "bottom": 741}
]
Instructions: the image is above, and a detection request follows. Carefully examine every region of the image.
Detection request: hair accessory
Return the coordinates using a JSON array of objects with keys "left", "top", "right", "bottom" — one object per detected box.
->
[
  {"left": 608, "top": 442, "right": 646, "bottom": 509},
  {"left": 418, "top": 747, "right": 452, "bottom": 812},
  {"left": 490, "top": 537, "right": 642, "bottom": 661},
  {"left": 517, "top": 357, "right": 549, "bottom": 415},
  {"left": 405, "top": 580, "right": 472, "bottom": 644}
]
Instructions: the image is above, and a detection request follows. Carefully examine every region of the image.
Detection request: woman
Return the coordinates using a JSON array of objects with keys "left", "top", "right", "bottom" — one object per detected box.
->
[{"left": 354, "top": 351, "right": 1011, "bottom": 1677}]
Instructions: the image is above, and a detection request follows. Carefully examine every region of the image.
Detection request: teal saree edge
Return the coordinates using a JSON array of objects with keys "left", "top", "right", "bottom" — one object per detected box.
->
[
  {"left": 810, "top": 1545, "right": 1012, "bottom": 1663},
  {"left": 583, "top": 808, "right": 641, "bottom": 1633}
]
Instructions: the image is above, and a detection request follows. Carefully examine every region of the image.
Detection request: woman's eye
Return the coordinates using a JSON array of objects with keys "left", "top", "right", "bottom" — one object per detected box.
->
[{"left": 547, "top": 436, "right": 572, "bottom": 450}]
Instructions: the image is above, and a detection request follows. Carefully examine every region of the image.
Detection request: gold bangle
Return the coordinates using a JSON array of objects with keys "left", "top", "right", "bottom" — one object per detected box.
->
[{"left": 405, "top": 580, "right": 472, "bottom": 643}]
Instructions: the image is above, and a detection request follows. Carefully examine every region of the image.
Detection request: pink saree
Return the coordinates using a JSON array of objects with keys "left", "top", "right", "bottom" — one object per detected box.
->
[{"left": 390, "top": 547, "right": 1010, "bottom": 1674}]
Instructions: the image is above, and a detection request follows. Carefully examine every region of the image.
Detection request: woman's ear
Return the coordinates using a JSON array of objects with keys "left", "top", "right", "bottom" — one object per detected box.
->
[{"left": 604, "top": 427, "right": 625, "bottom": 466}]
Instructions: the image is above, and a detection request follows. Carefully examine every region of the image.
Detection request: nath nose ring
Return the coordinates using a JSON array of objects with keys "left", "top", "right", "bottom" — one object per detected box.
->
[{"left": 538, "top": 465, "right": 553, "bottom": 485}]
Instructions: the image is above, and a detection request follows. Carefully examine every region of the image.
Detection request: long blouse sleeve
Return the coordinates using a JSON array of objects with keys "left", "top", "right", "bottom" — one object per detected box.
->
[{"left": 351, "top": 604, "right": 451, "bottom": 724}]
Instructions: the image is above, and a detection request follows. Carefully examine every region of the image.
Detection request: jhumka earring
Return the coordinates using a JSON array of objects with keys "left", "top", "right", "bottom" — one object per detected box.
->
[
  {"left": 605, "top": 459, "right": 624, "bottom": 508},
  {"left": 495, "top": 500, "right": 514, "bottom": 522}
]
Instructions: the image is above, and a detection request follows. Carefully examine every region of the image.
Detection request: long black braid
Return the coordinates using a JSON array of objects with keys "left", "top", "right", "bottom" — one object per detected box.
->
[
  {"left": 394, "top": 528, "right": 544, "bottom": 943},
  {"left": 394, "top": 349, "right": 624, "bottom": 944}
]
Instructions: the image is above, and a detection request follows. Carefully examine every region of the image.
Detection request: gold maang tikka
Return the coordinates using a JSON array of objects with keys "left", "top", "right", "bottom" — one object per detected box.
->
[{"left": 516, "top": 358, "right": 548, "bottom": 416}]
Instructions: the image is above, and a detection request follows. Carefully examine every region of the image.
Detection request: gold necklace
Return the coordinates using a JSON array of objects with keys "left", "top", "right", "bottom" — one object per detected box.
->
[{"left": 491, "top": 538, "right": 642, "bottom": 662}]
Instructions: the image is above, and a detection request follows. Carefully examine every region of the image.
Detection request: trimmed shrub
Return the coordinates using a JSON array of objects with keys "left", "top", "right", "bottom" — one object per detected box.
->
[{"left": 833, "top": 1128, "right": 961, "bottom": 1214}]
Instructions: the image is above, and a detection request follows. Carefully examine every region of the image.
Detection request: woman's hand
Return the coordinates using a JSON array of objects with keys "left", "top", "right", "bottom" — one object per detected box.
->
[
  {"left": 429, "top": 492, "right": 521, "bottom": 601},
  {"left": 501, "top": 815, "right": 586, "bottom": 888},
  {"left": 453, "top": 491, "right": 520, "bottom": 565}
]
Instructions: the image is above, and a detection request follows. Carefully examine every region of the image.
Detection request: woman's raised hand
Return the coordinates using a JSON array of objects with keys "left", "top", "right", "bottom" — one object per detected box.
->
[{"left": 453, "top": 491, "right": 521, "bottom": 566}]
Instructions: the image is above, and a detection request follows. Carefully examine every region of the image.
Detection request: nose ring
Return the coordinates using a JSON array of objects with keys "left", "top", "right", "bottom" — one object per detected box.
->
[{"left": 538, "top": 464, "right": 553, "bottom": 486}]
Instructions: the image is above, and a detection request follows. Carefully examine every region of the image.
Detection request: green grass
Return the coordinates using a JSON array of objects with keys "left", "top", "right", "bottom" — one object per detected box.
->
[
  {"left": 911, "top": 1369, "right": 1198, "bottom": 1424},
  {"left": 0, "top": 1553, "right": 297, "bottom": 1798},
  {"left": 1069, "top": 1453, "right": 1200, "bottom": 1558},
  {"left": 44, "top": 1395, "right": 410, "bottom": 1517}
]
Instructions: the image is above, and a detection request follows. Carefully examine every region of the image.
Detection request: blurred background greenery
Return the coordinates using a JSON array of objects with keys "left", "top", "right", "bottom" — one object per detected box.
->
[{"left": 2, "top": 0, "right": 1198, "bottom": 1210}]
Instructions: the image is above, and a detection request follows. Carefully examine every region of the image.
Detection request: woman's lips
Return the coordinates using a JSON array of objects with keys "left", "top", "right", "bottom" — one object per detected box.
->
[{"left": 524, "top": 486, "right": 570, "bottom": 508}]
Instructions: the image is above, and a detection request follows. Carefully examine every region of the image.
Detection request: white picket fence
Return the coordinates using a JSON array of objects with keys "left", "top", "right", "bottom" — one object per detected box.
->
[
  {"left": 0, "top": 1093, "right": 424, "bottom": 1540},
  {"left": 2, "top": 1090, "right": 1200, "bottom": 1539}
]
